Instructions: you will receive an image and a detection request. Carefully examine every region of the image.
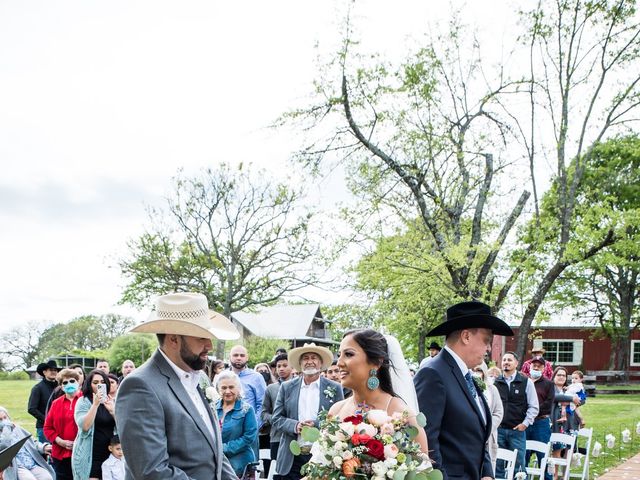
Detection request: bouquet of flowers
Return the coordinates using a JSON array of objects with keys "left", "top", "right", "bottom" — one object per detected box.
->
[{"left": 290, "top": 409, "right": 442, "bottom": 480}]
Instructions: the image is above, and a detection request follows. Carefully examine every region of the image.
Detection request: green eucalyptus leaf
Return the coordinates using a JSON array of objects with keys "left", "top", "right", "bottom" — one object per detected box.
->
[
  {"left": 289, "top": 440, "right": 301, "bottom": 456},
  {"left": 301, "top": 426, "right": 320, "bottom": 442},
  {"left": 415, "top": 412, "right": 427, "bottom": 428},
  {"left": 425, "top": 469, "right": 443, "bottom": 480},
  {"left": 393, "top": 470, "right": 407, "bottom": 480},
  {"left": 406, "top": 426, "right": 419, "bottom": 439}
]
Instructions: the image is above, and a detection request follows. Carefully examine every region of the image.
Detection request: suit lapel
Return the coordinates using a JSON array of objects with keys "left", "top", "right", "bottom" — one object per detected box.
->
[
  {"left": 289, "top": 377, "right": 302, "bottom": 420},
  {"left": 155, "top": 351, "right": 216, "bottom": 454},
  {"left": 443, "top": 350, "right": 486, "bottom": 426}
]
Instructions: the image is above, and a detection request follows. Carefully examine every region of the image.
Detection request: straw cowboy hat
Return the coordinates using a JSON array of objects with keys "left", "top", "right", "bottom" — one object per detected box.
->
[
  {"left": 426, "top": 300, "right": 513, "bottom": 337},
  {"left": 287, "top": 343, "right": 333, "bottom": 371},
  {"left": 130, "top": 292, "right": 239, "bottom": 340}
]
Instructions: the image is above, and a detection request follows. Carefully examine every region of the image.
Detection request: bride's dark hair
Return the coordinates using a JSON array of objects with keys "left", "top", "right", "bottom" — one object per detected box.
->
[{"left": 344, "top": 329, "right": 397, "bottom": 397}]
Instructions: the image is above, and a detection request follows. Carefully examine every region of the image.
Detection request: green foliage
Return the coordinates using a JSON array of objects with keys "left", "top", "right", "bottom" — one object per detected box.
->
[
  {"left": 109, "top": 334, "right": 157, "bottom": 372},
  {"left": 0, "top": 371, "right": 29, "bottom": 380},
  {"left": 37, "top": 314, "right": 134, "bottom": 360},
  {"left": 322, "top": 304, "right": 380, "bottom": 342},
  {"left": 226, "top": 336, "right": 289, "bottom": 365}
]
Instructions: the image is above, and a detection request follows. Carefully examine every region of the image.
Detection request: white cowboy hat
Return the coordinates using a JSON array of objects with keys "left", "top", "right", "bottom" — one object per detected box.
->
[
  {"left": 130, "top": 292, "right": 239, "bottom": 340},
  {"left": 288, "top": 343, "right": 333, "bottom": 371}
]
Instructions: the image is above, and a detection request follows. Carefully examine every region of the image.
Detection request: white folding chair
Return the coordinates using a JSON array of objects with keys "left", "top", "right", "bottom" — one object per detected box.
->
[
  {"left": 496, "top": 448, "right": 518, "bottom": 480},
  {"left": 548, "top": 433, "right": 576, "bottom": 480},
  {"left": 525, "top": 440, "right": 549, "bottom": 480},
  {"left": 259, "top": 448, "right": 275, "bottom": 480},
  {"left": 569, "top": 428, "right": 592, "bottom": 480}
]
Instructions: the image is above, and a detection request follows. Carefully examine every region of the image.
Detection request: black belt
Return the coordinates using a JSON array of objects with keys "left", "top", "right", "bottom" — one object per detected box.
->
[{"left": 536, "top": 415, "right": 550, "bottom": 419}]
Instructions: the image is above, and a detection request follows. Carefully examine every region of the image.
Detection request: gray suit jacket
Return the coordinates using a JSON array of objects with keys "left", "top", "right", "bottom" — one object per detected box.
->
[
  {"left": 261, "top": 382, "right": 282, "bottom": 443},
  {"left": 115, "top": 349, "right": 237, "bottom": 480},
  {"left": 271, "top": 376, "right": 343, "bottom": 476}
]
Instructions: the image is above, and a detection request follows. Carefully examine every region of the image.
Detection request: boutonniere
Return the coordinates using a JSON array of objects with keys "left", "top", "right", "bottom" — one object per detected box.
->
[
  {"left": 473, "top": 376, "right": 487, "bottom": 393},
  {"left": 323, "top": 385, "right": 337, "bottom": 399},
  {"left": 205, "top": 386, "right": 220, "bottom": 404}
]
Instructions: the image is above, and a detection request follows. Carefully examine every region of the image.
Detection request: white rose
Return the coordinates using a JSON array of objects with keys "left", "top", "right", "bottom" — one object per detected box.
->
[
  {"left": 334, "top": 441, "right": 347, "bottom": 452},
  {"left": 367, "top": 409, "right": 392, "bottom": 427},
  {"left": 358, "top": 422, "right": 378, "bottom": 437},
  {"left": 205, "top": 386, "right": 219, "bottom": 401},
  {"left": 372, "top": 461, "right": 388, "bottom": 477},
  {"left": 309, "top": 442, "right": 330, "bottom": 466},
  {"left": 342, "top": 451, "right": 353, "bottom": 460},
  {"left": 333, "top": 456, "right": 343, "bottom": 468},
  {"left": 339, "top": 422, "right": 355, "bottom": 436},
  {"left": 384, "top": 458, "right": 398, "bottom": 468}
]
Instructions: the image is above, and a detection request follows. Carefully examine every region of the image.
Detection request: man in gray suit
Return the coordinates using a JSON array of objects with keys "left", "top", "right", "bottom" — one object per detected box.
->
[
  {"left": 115, "top": 292, "right": 240, "bottom": 480},
  {"left": 272, "top": 343, "right": 343, "bottom": 480}
]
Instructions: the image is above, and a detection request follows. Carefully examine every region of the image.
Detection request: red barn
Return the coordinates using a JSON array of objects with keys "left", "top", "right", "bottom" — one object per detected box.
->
[{"left": 490, "top": 325, "right": 640, "bottom": 375}]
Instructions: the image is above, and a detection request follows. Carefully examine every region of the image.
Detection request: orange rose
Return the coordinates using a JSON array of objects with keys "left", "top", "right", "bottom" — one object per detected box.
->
[{"left": 342, "top": 457, "right": 361, "bottom": 477}]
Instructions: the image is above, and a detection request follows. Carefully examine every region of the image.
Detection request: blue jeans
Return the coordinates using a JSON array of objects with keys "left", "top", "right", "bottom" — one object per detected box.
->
[
  {"left": 497, "top": 427, "right": 527, "bottom": 478},
  {"left": 526, "top": 418, "right": 552, "bottom": 480},
  {"left": 36, "top": 427, "right": 47, "bottom": 444}
]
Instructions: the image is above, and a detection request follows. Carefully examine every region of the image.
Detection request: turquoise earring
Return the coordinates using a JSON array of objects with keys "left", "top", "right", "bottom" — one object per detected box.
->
[{"left": 367, "top": 369, "right": 379, "bottom": 390}]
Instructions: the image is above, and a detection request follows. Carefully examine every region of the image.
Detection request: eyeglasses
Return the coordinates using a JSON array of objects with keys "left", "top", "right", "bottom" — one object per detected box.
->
[{"left": 62, "top": 379, "right": 77, "bottom": 385}]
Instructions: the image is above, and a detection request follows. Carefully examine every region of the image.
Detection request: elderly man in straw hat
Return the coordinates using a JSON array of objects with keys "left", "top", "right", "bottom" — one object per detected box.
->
[
  {"left": 520, "top": 346, "right": 554, "bottom": 380},
  {"left": 115, "top": 292, "right": 240, "bottom": 480},
  {"left": 272, "top": 343, "right": 343, "bottom": 480}
]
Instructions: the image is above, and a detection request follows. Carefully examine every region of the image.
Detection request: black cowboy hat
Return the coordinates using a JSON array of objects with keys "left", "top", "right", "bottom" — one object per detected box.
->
[
  {"left": 427, "top": 301, "right": 514, "bottom": 337},
  {"left": 36, "top": 360, "right": 60, "bottom": 377},
  {"left": 427, "top": 341, "right": 442, "bottom": 351}
]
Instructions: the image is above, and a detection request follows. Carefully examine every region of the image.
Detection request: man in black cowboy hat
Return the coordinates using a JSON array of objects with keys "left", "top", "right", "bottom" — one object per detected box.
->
[
  {"left": 414, "top": 301, "right": 514, "bottom": 480},
  {"left": 418, "top": 341, "right": 442, "bottom": 369},
  {"left": 28, "top": 359, "right": 60, "bottom": 442}
]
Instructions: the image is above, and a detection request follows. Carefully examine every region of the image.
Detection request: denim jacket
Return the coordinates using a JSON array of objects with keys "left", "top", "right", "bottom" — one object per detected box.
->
[{"left": 216, "top": 399, "right": 258, "bottom": 476}]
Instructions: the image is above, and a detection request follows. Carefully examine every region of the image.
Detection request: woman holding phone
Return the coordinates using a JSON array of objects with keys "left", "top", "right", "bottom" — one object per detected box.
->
[{"left": 72, "top": 369, "right": 116, "bottom": 480}]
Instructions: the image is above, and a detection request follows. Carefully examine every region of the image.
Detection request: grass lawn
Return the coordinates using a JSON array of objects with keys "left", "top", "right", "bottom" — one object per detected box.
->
[
  {"left": 597, "top": 384, "right": 640, "bottom": 390},
  {"left": 0, "top": 379, "right": 39, "bottom": 435}
]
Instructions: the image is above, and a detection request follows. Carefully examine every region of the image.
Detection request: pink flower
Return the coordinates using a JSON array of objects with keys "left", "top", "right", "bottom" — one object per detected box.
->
[
  {"left": 358, "top": 422, "right": 378, "bottom": 437},
  {"left": 380, "top": 423, "right": 395, "bottom": 435},
  {"left": 367, "top": 409, "right": 392, "bottom": 426},
  {"left": 384, "top": 444, "right": 399, "bottom": 459}
]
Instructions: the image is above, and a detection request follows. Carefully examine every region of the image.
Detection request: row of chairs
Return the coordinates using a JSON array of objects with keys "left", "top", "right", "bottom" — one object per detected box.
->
[{"left": 496, "top": 427, "right": 593, "bottom": 480}]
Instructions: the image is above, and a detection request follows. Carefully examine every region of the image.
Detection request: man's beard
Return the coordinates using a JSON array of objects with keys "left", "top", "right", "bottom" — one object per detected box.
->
[
  {"left": 232, "top": 360, "right": 248, "bottom": 370},
  {"left": 180, "top": 341, "right": 207, "bottom": 371},
  {"left": 302, "top": 368, "right": 319, "bottom": 376}
]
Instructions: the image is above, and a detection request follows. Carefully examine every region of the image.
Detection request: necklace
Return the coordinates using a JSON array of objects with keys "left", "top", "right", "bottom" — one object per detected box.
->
[{"left": 352, "top": 396, "right": 371, "bottom": 414}]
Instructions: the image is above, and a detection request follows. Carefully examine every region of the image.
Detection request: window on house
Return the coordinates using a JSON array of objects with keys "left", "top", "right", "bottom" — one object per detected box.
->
[
  {"left": 631, "top": 341, "right": 640, "bottom": 367},
  {"left": 533, "top": 339, "right": 583, "bottom": 365}
]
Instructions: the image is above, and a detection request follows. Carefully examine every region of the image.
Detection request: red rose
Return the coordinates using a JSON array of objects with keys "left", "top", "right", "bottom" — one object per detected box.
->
[
  {"left": 343, "top": 414, "right": 364, "bottom": 425},
  {"left": 364, "top": 439, "right": 385, "bottom": 461},
  {"left": 351, "top": 433, "right": 372, "bottom": 446}
]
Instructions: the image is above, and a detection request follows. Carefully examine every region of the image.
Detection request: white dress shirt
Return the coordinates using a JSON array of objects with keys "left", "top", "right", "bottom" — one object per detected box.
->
[
  {"left": 297, "top": 377, "right": 320, "bottom": 423},
  {"left": 158, "top": 348, "right": 215, "bottom": 438},
  {"left": 444, "top": 346, "right": 487, "bottom": 423}
]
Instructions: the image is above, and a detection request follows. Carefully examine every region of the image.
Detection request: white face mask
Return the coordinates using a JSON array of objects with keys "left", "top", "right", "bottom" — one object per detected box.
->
[{"left": 530, "top": 369, "right": 543, "bottom": 379}]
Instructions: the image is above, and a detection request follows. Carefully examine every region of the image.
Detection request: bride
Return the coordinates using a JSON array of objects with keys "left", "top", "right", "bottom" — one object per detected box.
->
[{"left": 327, "top": 329, "right": 429, "bottom": 454}]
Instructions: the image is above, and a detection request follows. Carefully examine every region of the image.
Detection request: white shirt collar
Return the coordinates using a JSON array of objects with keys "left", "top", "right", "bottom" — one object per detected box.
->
[
  {"left": 444, "top": 345, "right": 472, "bottom": 377},
  {"left": 158, "top": 347, "right": 201, "bottom": 392},
  {"left": 301, "top": 377, "right": 320, "bottom": 389}
]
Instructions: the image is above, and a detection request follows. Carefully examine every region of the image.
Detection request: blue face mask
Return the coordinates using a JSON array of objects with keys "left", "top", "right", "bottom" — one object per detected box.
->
[
  {"left": 530, "top": 369, "right": 542, "bottom": 379},
  {"left": 63, "top": 383, "right": 79, "bottom": 395}
]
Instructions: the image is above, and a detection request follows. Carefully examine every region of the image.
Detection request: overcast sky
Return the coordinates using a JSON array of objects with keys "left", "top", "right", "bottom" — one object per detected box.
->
[{"left": 0, "top": 0, "right": 520, "bottom": 334}]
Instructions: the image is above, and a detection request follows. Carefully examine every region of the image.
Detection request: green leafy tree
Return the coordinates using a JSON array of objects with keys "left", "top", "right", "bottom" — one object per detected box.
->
[
  {"left": 38, "top": 314, "right": 134, "bottom": 359},
  {"left": 0, "top": 320, "right": 50, "bottom": 369},
  {"left": 544, "top": 136, "right": 640, "bottom": 376},
  {"left": 226, "top": 337, "right": 290, "bottom": 366},
  {"left": 119, "top": 164, "right": 317, "bottom": 358},
  {"left": 109, "top": 334, "right": 157, "bottom": 372},
  {"left": 282, "top": 1, "right": 640, "bottom": 359}
]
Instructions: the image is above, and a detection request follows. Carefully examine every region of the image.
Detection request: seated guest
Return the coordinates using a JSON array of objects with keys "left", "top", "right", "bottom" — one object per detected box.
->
[
  {"left": 215, "top": 371, "right": 258, "bottom": 477},
  {"left": 0, "top": 406, "right": 55, "bottom": 480}
]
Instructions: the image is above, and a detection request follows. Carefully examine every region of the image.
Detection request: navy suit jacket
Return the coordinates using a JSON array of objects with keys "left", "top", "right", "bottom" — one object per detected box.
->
[{"left": 414, "top": 349, "right": 493, "bottom": 480}]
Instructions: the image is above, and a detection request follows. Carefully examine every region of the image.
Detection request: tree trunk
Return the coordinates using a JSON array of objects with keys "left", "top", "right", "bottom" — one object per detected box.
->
[{"left": 417, "top": 330, "right": 427, "bottom": 362}]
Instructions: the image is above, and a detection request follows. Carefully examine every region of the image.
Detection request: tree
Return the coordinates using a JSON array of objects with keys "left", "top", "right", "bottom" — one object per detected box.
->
[
  {"left": 0, "top": 320, "right": 49, "bottom": 369},
  {"left": 508, "top": 0, "right": 640, "bottom": 358},
  {"left": 119, "top": 164, "right": 317, "bottom": 358},
  {"left": 283, "top": 1, "right": 640, "bottom": 359},
  {"left": 226, "top": 337, "right": 290, "bottom": 366},
  {"left": 545, "top": 136, "right": 640, "bottom": 377},
  {"left": 38, "top": 314, "right": 134, "bottom": 360},
  {"left": 109, "top": 334, "right": 157, "bottom": 372}
]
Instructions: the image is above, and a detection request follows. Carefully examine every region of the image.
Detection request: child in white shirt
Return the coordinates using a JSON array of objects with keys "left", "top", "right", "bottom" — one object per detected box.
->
[{"left": 102, "top": 435, "right": 126, "bottom": 480}]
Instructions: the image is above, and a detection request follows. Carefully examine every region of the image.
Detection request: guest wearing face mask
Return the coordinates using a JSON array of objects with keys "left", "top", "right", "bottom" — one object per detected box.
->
[
  {"left": 525, "top": 356, "right": 556, "bottom": 480},
  {"left": 44, "top": 368, "right": 83, "bottom": 480},
  {"left": 473, "top": 364, "right": 503, "bottom": 473}
]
